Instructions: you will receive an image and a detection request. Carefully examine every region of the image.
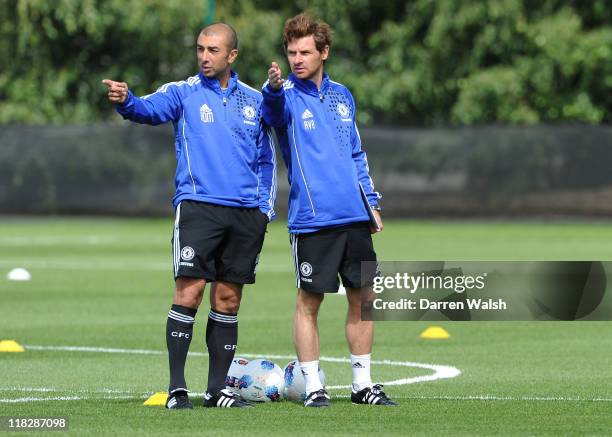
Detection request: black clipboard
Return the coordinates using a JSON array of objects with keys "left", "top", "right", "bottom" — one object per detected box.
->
[{"left": 359, "top": 184, "right": 381, "bottom": 232}]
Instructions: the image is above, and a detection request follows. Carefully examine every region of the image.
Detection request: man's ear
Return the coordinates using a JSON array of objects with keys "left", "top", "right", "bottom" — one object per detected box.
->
[
  {"left": 320, "top": 45, "right": 330, "bottom": 61},
  {"left": 228, "top": 48, "right": 239, "bottom": 64}
]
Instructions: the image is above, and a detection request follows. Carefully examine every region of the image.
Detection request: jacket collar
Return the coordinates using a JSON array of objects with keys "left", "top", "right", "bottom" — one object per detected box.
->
[
  {"left": 198, "top": 70, "right": 238, "bottom": 95},
  {"left": 288, "top": 71, "right": 330, "bottom": 97}
]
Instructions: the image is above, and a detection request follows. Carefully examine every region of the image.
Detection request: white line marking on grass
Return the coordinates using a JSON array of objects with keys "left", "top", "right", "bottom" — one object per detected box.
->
[
  {"left": 232, "top": 353, "right": 461, "bottom": 389},
  {"left": 25, "top": 345, "right": 168, "bottom": 355},
  {"left": 4, "top": 392, "right": 611, "bottom": 404},
  {"left": 0, "top": 260, "right": 293, "bottom": 273},
  {"left": 403, "top": 395, "right": 612, "bottom": 403},
  {"left": 0, "top": 387, "right": 145, "bottom": 394},
  {"left": 22, "top": 344, "right": 460, "bottom": 392},
  {"left": 0, "top": 395, "right": 144, "bottom": 403},
  {"left": 0, "top": 260, "right": 168, "bottom": 271},
  {"left": 0, "top": 396, "right": 83, "bottom": 403},
  {"left": 0, "top": 236, "right": 122, "bottom": 246},
  {"left": 0, "top": 387, "right": 56, "bottom": 392}
]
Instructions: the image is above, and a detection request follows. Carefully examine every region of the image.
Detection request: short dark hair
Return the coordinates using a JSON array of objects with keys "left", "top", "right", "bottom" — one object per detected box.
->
[
  {"left": 199, "top": 23, "right": 238, "bottom": 51},
  {"left": 282, "top": 13, "right": 332, "bottom": 52}
]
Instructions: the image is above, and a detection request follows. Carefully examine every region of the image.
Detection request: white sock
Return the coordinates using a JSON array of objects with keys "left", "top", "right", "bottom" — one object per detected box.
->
[
  {"left": 299, "top": 360, "right": 323, "bottom": 395},
  {"left": 351, "top": 353, "right": 373, "bottom": 392}
]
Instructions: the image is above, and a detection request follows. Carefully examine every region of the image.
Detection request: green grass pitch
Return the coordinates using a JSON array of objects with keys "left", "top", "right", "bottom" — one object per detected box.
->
[{"left": 1, "top": 217, "right": 611, "bottom": 435}]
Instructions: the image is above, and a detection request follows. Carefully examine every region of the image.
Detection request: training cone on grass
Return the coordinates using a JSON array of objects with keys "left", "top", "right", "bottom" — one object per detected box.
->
[
  {"left": 0, "top": 340, "right": 25, "bottom": 352},
  {"left": 7, "top": 268, "right": 31, "bottom": 281},
  {"left": 420, "top": 326, "right": 450, "bottom": 340},
  {"left": 143, "top": 392, "right": 168, "bottom": 406}
]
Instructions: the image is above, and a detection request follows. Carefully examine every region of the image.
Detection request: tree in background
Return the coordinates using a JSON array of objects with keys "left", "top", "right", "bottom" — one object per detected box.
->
[{"left": 0, "top": 0, "right": 610, "bottom": 125}]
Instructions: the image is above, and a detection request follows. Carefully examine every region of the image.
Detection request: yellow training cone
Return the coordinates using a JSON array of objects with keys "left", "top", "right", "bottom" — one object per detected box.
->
[
  {"left": 0, "top": 340, "right": 25, "bottom": 352},
  {"left": 143, "top": 392, "right": 168, "bottom": 406},
  {"left": 420, "top": 326, "right": 450, "bottom": 339}
]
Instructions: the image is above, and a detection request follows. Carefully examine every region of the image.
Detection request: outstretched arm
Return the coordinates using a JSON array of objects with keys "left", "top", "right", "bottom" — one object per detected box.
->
[
  {"left": 261, "top": 62, "right": 291, "bottom": 128},
  {"left": 101, "top": 78, "right": 180, "bottom": 125}
]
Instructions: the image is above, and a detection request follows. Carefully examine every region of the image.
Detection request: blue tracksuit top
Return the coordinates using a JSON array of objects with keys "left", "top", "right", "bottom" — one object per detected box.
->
[
  {"left": 262, "top": 72, "right": 380, "bottom": 233},
  {"left": 115, "top": 70, "right": 277, "bottom": 220}
]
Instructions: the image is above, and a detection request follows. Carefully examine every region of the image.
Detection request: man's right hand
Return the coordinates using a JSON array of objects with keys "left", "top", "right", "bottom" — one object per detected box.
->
[
  {"left": 267, "top": 62, "right": 284, "bottom": 90},
  {"left": 102, "top": 79, "right": 129, "bottom": 104}
]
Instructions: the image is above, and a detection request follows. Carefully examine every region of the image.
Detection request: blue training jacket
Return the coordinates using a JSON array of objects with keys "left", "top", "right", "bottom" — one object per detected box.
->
[
  {"left": 262, "top": 72, "right": 380, "bottom": 233},
  {"left": 115, "top": 71, "right": 277, "bottom": 220}
]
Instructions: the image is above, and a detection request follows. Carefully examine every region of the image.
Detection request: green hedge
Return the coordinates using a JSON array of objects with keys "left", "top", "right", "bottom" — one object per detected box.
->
[{"left": 1, "top": 0, "right": 610, "bottom": 125}]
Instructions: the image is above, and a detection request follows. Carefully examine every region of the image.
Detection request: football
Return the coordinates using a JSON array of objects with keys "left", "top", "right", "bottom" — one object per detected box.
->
[
  {"left": 225, "top": 357, "right": 250, "bottom": 394},
  {"left": 239, "top": 359, "right": 285, "bottom": 402},
  {"left": 283, "top": 360, "right": 326, "bottom": 401}
]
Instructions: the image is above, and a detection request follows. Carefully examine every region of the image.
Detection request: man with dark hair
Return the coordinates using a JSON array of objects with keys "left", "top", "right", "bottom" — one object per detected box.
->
[
  {"left": 262, "top": 13, "right": 396, "bottom": 407},
  {"left": 102, "top": 23, "right": 276, "bottom": 409}
]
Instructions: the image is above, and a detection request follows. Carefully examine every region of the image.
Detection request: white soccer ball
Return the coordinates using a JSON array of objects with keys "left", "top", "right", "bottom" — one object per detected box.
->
[
  {"left": 239, "top": 359, "right": 284, "bottom": 402},
  {"left": 282, "top": 360, "right": 326, "bottom": 401},
  {"left": 225, "top": 357, "right": 249, "bottom": 394}
]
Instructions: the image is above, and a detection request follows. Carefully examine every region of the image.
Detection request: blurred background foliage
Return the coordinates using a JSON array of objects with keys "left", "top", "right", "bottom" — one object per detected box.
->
[{"left": 0, "top": 0, "right": 610, "bottom": 126}]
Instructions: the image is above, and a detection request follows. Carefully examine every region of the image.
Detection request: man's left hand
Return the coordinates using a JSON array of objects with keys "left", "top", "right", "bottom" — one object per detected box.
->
[{"left": 371, "top": 209, "right": 383, "bottom": 234}]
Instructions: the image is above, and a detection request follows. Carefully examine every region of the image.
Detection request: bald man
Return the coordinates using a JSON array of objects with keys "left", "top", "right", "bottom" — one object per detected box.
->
[{"left": 102, "top": 24, "right": 277, "bottom": 409}]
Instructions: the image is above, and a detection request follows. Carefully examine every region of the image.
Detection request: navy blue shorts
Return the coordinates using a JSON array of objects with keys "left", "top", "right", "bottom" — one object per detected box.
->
[
  {"left": 172, "top": 200, "right": 268, "bottom": 284},
  {"left": 290, "top": 222, "right": 377, "bottom": 293}
]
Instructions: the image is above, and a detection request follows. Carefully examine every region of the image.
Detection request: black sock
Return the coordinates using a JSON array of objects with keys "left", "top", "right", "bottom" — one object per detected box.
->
[
  {"left": 166, "top": 304, "right": 197, "bottom": 394},
  {"left": 206, "top": 310, "right": 238, "bottom": 395}
]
